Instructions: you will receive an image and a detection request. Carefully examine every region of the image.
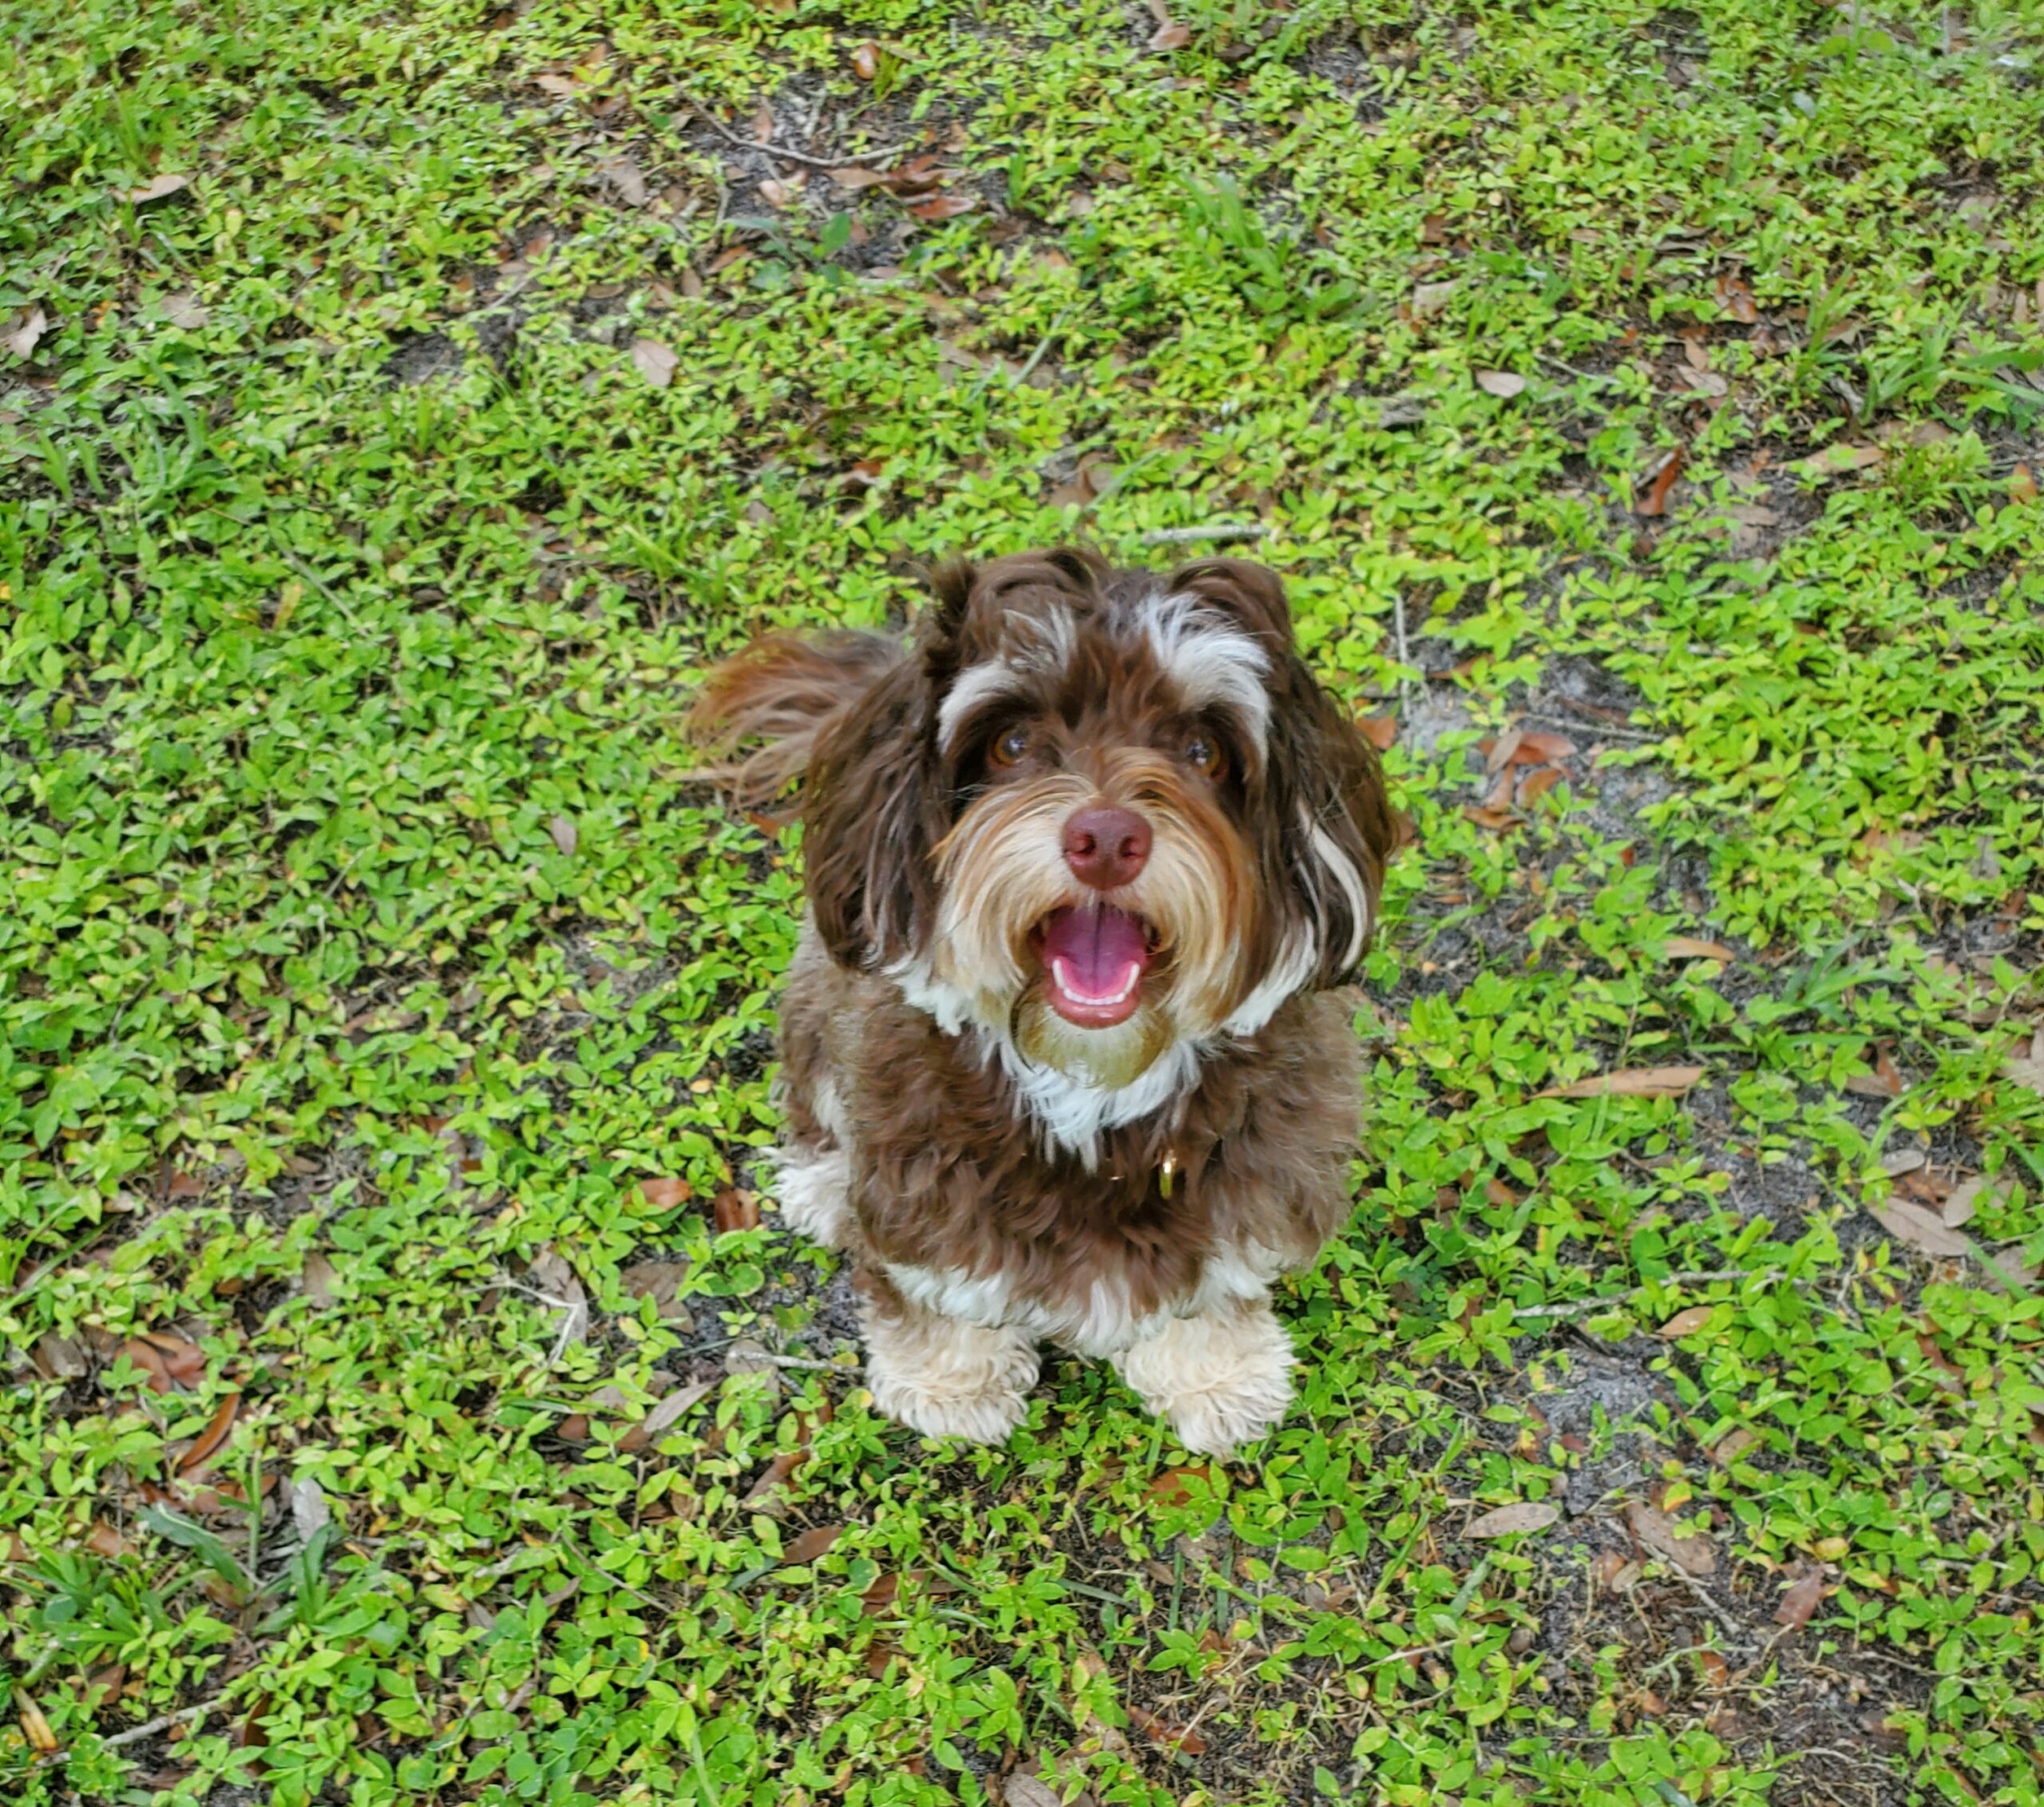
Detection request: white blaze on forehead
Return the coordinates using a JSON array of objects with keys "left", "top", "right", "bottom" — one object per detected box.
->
[
  {"left": 934, "top": 608, "right": 1078, "bottom": 751},
  {"left": 1133, "top": 591, "right": 1271, "bottom": 754}
]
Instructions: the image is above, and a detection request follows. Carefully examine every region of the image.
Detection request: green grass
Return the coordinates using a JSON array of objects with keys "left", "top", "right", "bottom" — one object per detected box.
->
[{"left": 4, "top": 1, "right": 2044, "bottom": 1804}]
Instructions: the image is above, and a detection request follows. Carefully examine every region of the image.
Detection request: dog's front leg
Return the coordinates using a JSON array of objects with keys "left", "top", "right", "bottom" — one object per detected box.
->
[
  {"left": 1113, "top": 1294, "right": 1295, "bottom": 1456},
  {"left": 858, "top": 1274, "right": 1040, "bottom": 1444}
]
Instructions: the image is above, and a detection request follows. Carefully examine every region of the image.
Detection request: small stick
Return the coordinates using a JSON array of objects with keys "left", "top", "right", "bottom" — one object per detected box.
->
[
  {"left": 1511, "top": 1268, "right": 1777, "bottom": 1321},
  {"left": 1394, "top": 588, "right": 1413, "bottom": 708},
  {"left": 685, "top": 103, "right": 917, "bottom": 172},
  {"left": 1140, "top": 523, "right": 1266, "bottom": 545},
  {"left": 55, "top": 1695, "right": 229, "bottom": 1757}
]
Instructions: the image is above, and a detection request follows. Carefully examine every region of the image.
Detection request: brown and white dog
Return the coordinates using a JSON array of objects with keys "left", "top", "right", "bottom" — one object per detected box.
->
[{"left": 691, "top": 549, "right": 1399, "bottom": 1453}]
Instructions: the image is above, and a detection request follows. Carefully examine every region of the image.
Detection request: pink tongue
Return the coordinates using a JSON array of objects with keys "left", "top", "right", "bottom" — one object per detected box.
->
[{"left": 1040, "top": 906, "right": 1150, "bottom": 999}]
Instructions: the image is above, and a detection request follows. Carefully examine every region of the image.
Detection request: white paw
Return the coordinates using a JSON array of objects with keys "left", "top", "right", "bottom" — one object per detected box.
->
[
  {"left": 770, "top": 1144, "right": 851, "bottom": 1247},
  {"left": 1115, "top": 1298, "right": 1296, "bottom": 1456},
  {"left": 864, "top": 1312, "right": 1040, "bottom": 1445}
]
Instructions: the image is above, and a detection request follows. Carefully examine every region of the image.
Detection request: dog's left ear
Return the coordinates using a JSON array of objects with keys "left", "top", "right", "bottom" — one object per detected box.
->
[{"left": 1169, "top": 559, "right": 1403, "bottom": 984}]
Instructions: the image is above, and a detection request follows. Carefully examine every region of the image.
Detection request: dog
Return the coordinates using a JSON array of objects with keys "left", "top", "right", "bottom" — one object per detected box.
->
[{"left": 690, "top": 549, "right": 1400, "bottom": 1453}]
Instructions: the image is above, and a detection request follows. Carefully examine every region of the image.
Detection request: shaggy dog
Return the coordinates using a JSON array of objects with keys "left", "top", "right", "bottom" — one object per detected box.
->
[{"left": 691, "top": 549, "right": 1398, "bottom": 1453}]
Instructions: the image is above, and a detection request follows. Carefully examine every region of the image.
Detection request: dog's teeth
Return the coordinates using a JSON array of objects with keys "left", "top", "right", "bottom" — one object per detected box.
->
[{"left": 1052, "top": 957, "right": 1139, "bottom": 1007}]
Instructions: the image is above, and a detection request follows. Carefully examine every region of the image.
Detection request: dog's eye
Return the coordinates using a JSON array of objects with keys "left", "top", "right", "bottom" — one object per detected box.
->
[
  {"left": 990, "top": 726, "right": 1032, "bottom": 767},
  {"left": 1182, "top": 733, "right": 1224, "bottom": 777}
]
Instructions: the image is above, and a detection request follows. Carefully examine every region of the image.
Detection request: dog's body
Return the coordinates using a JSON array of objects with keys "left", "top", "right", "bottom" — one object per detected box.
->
[{"left": 693, "top": 551, "right": 1398, "bottom": 1452}]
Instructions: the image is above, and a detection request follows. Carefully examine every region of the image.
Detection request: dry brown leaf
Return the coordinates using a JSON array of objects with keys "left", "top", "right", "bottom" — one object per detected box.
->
[
  {"left": 599, "top": 156, "right": 648, "bottom": 208},
  {"left": 6, "top": 305, "right": 50, "bottom": 359},
  {"left": 743, "top": 1448, "right": 808, "bottom": 1507},
  {"left": 1713, "top": 272, "right": 1761, "bottom": 323},
  {"left": 1357, "top": 711, "right": 1397, "bottom": 751},
  {"left": 1514, "top": 730, "right": 1576, "bottom": 763},
  {"left": 1539, "top": 1065, "right": 1705, "bottom": 1101},
  {"left": 714, "top": 1189, "right": 761, "bottom": 1232},
  {"left": 177, "top": 1390, "right": 241, "bottom": 1477},
  {"left": 1942, "top": 1175, "right": 2007, "bottom": 1228},
  {"left": 1483, "top": 727, "right": 1524, "bottom": 775},
  {"left": 618, "top": 1378, "right": 715, "bottom": 1453},
  {"left": 1792, "top": 442, "right": 1884, "bottom": 479},
  {"left": 1146, "top": 1465, "right": 1213, "bottom": 1507},
  {"left": 548, "top": 813, "right": 578, "bottom": 855},
  {"left": 1636, "top": 445, "right": 1686, "bottom": 517},
  {"left": 1463, "top": 804, "right": 1519, "bottom": 830},
  {"left": 1516, "top": 767, "right": 1563, "bottom": 806},
  {"left": 120, "top": 172, "right": 190, "bottom": 204},
  {"left": 782, "top": 1524, "right": 846, "bottom": 1564},
  {"left": 533, "top": 73, "right": 581, "bottom": 99},
  {"left": 2003, "top": 1048, "right": 2044, "bottom": 1097},
  {"left": 1657, "top": 1305, "right": 1715, "bottom": 1339},
  {"left": 2009, "top": 462, "right": 2038, "bottom": 505},
  {"left": 160, "top": 291, "right": 209, "bottom": 330},
  {"left": 1467, "top": 1500, "right": 1561, "bottom": 1539},
  {"left": 1665, "top": 936, "right": 1737, "bottom": 962},
  {"left": 1625, "top": 1500, "right": 1717, "bottom": 1576},
  {"left": 1410, "top": 279, "right": 1457, "bottom": 319},
  {"left": 32, "top": 1331, "right": 88, "bottom": 1381},
  {"left": 909, "top": 194, "right": 976, "bottom": 222},
  {"left": 1709, "top": 1426, "right": 1758, "bottom": 1466},
  {"left": 1148, "top": 18, "right": 1193, "bottom": 50},
  {"left": 618, "top": 1260, "right": 693, "bottom": 1327},
  {"left": 1126, "top": 1701, "right": 1207, "bottom": 1754},
  {"left": 1774, "top": 1568, "right": 1826, "bottom": 1631},
  {"left": 1868, "top": 1198, "right": 1970, "bottom": 1259},
  {"left": 299, "top": 1252, "right": 338, "bottom": 1305},
  {"left": 122, "top": 1330, "right": 205, "bottom": 1395},
  {"left": 525, "top": 1246, "right": 588, "bottom": 1347},
  {"left": 638, "top": 1176, "right": 693, "bottom": 1207},
  {"left": 827, "top": 164, "right": 894, "bottom": 190},
  {"left": 1845, "top": 1044, "right": 1905, "bottom": 1098},
  {"left": 84, "top": 1520, "right": 134, "bottom": 1559},
  {"left": 1476, "top": 369, "right": 1527, "bottom": 398},
  {"left": 1004, "top": 1780, "right": 1062, "bottom": 1807},
  {"left": 759, "top": 176, "right": 803, "bottom": 209},
  {"left": 15, "top": 1689, "right": 57, "bottom": 1754},
  {"left": 850, "top": 39, "right": 879, "bottom": 79},
  {"left": 630, "top": 338, "right": 678, "bottom": 390}
]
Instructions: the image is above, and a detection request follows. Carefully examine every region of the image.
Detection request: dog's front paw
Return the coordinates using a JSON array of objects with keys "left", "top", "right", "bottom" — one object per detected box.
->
[
  {"left": 864, "top": 1309, "right": 1040, "bottom": 1444},
  {"left": 1115, "top": 1298, "right": 1295, "bottom": 1456}
]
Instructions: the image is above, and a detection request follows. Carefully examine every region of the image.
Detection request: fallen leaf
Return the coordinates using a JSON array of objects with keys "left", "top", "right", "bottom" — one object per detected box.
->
[
  {"left": 1148, "top": 18, "right": 1192, "bottom": 50},
  {"left": 525, "top": 1246, "right": 588, "bottom": 1348},
  {"left": 2004, "top": 1049, "right": 2044, "bottom": 1098},
  {"left": 119, "top": 172, "right": 190, "bottom": 204},
  {"left": 1665, "top": 937, "right": 1737, "bottom": 962},
  {"left": 84, "top": 1520, "right": 133, "bottom": 1559},
  {"left": 1625, "top": 1500, "right": 1717, "bottom": 1576},
  {"left": 288, "top": 1476, "right": 331, "bottom": 1540},
  {"left": 1538, "top": 1065, "right": 1705, "bottom": 1100},
  {"left": 1774, "top": 1568, "right": 1826, "bottom": 1630},
  {"left": 557, "top": 1382, "right": 628, "bottom": 1442},
  {"left": 299, "top": 1252, "right": 338, "bottom": 1305},
  {"left": 743, "top": 1448, "right": 807, "bottom": 1507},
  {"left": 1516, "top": 766, "right": 1563, "bottom": 806},
  {"left": 1462, "top": 804, "right": 1519, "bottom": 830},
  {"left": 1942, "top": 1175, "right": 2007, "bottom": 1228},
  {"left": 1484, "top": 1176, "right": 1521, "bottom": 1207},
  {"left": 1146, "top": 1465, "right": 1213, "bottom": 1508},
  {"left": 909, "top": 194, "right": 976, "bottom": 222},
  {"left": 759, "top": 176, "right": 803, "bottom": 209},
  {"left": 1357, "top": 711, "right": 1397, "bottom": 751},
  {"left": 618, "top": 1377, "right": 715, "bottom": 1453},
  {"left": 1845, "top": 1044, "right": 1905, "bottom": 1098},
  {"left": 714, "top": 1189, "right": 761, "bottom": 1232},
  {"left": 159, "top": 291, "right": 209, "bottom": 330},
  {"left": 1657, "top": 1306, "right": 1716, "bottom": 1339},
  {"left": 630, "top": 338, "right": 678, "bottom": 389},
  {"left": 1514, "top": 731, "right": 1575, "bottom": 762},
  {"left": 599, "top": 156, "right": 648, "bottom": 208},
  {"left": 827, "top": 164, "right": 895, "bottom": 190},
  {"left": 1467, "top": 1501, "right": 1560, "bottom": 1538},
  {"left": 1004, "top": 1779, "right": 1062, "bottom": 1807},
  {"left": 15, "top": 1689, "right": 57, "bottom": 1754},
  {"left": 32, "top": 1331, "right": 88, "bottom": 1380},
  {"left": 1126, "top": 1701, "right": 1207, "bottom": 1754},
  {"left": 1483, "top": 727, "right": 1525, "bottom": 775},
  {"left": 6, "top": 305, "right": 50, "bottom": 359},
  {"left": 548, "top": 813, "right": 578, "bottom": 855},
  {"left": 176, "top": 1390, "right": 241, "bottom": 1477},
  {"left": 1410, "top": 279, "right": 1458, "bottom": 319},
  {"left": 1636, "top": 445, "right": 1686, "bottom": 517},
  {"left": 1880, "top": 1147, "right": 1926, "bottom": 1177},
  {"left": 850, "top": 39, "right": 879, "bottom": 79},
  {"left": 122, "top": 1330, "right": 205, "bottom": 1395},
  {"left": 783, "top": 1524, "right": 846, "bottom": 1564},
  {"left": 1792, "top": 442, "right": 1884, "bottom": 479},
  {"left": 619, "top": 1260, "right": 694, "bottom": 1322},
  {"left": 1709, "top": 1426, "right": 1758, "bottom": 1466},
  {"left": 1476, "top": 369, "right": 1527, "bottom": 398},
  {"left": 2010, "top": 462, "right": 2038, "bottom": 505},
  {"left": 533, "top": 73, "right": 582, "bottom": 99},
  {"left": 1713, "top": 272, "right": 1761, "bottom": 323},
  {"left": 1868, "top": 1198, "right": 1970, "bottom": 1259}
]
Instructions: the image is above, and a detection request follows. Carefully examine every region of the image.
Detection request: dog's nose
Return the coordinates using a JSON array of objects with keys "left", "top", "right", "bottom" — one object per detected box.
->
[{"left": 1063, "top": 807, "right": 1151, "bottom": 890}]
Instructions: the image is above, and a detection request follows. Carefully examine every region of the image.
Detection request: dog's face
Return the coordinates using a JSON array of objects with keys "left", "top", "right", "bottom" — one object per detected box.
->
[{"left": 803, "top": 551, "right": 1400, "bottom": 1087}]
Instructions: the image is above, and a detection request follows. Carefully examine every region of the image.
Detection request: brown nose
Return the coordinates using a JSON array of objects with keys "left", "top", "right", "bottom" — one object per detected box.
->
[{"left": 1063, "top": 807, "right": 1151, "bottom": 890}]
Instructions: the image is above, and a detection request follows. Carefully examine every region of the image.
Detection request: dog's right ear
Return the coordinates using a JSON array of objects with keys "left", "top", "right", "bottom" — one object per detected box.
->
[{"left": 802, "top": 567, "right": 971, "bottom": 969}]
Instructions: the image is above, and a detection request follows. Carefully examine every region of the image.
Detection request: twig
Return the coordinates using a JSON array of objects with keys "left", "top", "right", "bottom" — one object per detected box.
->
[
  {"left": 1511, "top": 1268, "right": 1781, "bottom": 1322},
  {"left": 1394, "top": 588, "right": 1413, "bottom": 708},
  {"left": 972, "top": 304, "right": 1074, "bottom": 402},
  {"left": 57, "top": 1695, "right": 229, "bottom": 1757},
  {"left": 1519, "top": 709, "right": 1666, "bottom": 746},
  {"left": 685, "top": 102, "right": 916, "bottom": 172},
  {"left": 764, "top": 1353, "right": 844, "bottom": 1372},
  {"left": 1662, "top": 1559, "right": 1749, "bottom": 1645},
  {"left": 1140, "top": 523, "right": 1267, "bottom": 545}
]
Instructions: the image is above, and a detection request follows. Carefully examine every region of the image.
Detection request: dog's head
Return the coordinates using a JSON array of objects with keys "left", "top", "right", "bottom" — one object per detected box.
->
[{"left": 803, "top": 549, "right": 1400, "bottom": 1086}]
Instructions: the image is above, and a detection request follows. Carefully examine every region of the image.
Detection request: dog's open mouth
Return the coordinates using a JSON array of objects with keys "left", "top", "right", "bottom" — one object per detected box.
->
[{"left": 1035, "top": 905, "right": 1154, "bottom": 1028}]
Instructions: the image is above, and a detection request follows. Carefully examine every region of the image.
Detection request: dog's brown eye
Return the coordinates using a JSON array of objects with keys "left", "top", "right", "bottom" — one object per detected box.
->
[
  {"left": 1183, "top": 733, "right": 1223, "bottom": 777},
  {"left": 991, "top": 726, "right": 1031, "bottom": 767}
]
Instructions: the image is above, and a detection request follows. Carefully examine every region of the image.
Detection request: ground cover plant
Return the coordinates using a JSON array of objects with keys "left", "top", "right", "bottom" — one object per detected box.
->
[{"left": 5, "top": 0, "right": 2044, "bottom": 1802}]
